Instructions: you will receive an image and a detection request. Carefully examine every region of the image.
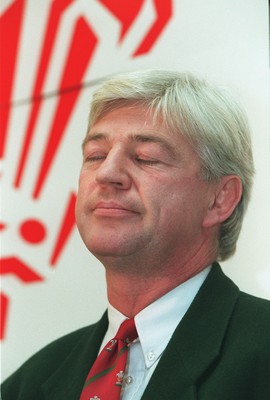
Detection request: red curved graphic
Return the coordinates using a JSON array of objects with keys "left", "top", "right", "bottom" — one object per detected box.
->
[
  {"left": 0, "top": 0, "right": 26, "bottom": 158},
  {"left": 14, "top": 0, "right": 74, "bottom": 190},
  {"left": 0, "top": 222, "right": 6, "bottom": 231},
  {"left": 99, "top": 0, "right": 144, "bottom": 41},
  {"left": 50, "top": 192, "right": 76, "bottom": 266},
  {"left": 98, "top": 0, "right": 172, "bottom": 57},
  {"left": 32, "top": 17, "right": 98, "bottom": 199},
  {"left": 133, "top": 0, "right": 173, "bottom": 56},
  {"left": 0, "top": 292, "right": 9, "bottom": 340},
  {"left": 0, "top": 258, "right": 43, "bottom": 340},
  {"left": 0, "top": 257, "right": 44, "bottom": 282}
]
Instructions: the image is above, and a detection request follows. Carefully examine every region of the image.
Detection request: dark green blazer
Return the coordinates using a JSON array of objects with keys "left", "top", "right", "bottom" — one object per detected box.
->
[{"left": 2, "top": 263, "right": 270, "bottom": 399}]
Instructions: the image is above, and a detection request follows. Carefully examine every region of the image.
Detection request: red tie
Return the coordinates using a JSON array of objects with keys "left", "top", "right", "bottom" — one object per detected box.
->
[{"left": 80, "top": 318, "right": 138, "bottom": 400}]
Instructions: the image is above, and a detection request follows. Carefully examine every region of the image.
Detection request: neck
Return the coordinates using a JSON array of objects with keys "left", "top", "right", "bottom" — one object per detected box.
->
[{"left": 104, "top": 246, "right": 216, "bottom": 317}]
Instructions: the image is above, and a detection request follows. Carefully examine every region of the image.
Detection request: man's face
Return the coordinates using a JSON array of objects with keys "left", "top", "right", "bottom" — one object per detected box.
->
[{"left": 76, "top": 106, "right": 215, "bottom": 267}]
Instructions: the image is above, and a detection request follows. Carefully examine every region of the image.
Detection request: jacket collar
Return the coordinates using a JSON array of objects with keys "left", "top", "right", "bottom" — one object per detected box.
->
[{"left": 141, "top": 263, "right": 239, "bottom": 400}]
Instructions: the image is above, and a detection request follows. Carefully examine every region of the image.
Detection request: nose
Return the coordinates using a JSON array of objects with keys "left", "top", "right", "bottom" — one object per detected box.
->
[{"left": 95, "top": 148, "right": 131, "bottom": 190}]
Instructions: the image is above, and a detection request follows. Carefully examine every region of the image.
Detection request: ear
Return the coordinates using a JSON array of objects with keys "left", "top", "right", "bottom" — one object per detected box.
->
[{"left": 202, "top": 175, "right": 242, "bottom": 228}]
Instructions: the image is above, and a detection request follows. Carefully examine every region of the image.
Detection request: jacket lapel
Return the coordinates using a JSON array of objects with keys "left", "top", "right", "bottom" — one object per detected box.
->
[
  {"left": 141, "top": 263, "right": 240, "bottom": 400},
  {"left": 41, "top": 312, "right": 108, "bottom": 400}
]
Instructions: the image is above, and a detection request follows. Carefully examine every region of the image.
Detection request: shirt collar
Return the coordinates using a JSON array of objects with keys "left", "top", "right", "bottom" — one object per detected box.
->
[{"left": 105, "top": 266, "right": 211, "bottom": 367}]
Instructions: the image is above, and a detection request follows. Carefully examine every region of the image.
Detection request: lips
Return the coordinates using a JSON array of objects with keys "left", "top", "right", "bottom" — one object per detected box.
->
[{"left": 92, "top": 201, "right": 140, "bottom": 217}]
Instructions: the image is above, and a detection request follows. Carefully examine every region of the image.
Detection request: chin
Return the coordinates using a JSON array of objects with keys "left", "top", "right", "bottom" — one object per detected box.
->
[{"left": 84, "top": 238, "right": 127, "bottom": 258}]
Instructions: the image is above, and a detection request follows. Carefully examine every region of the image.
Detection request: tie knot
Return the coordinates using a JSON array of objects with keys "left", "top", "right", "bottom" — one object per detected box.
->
[{"left": 115, "top": 318, "right": 138, "bottom": 344}]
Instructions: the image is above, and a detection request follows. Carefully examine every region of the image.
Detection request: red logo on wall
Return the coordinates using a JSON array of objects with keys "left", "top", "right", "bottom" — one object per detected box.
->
[{"left": 0, "top": 0, "right": 172, "bottom": 340}]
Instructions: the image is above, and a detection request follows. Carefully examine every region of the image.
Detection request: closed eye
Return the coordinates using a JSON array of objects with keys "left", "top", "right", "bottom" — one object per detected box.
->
[
  {"left": 85, "top": 155, "right": 106, "bottom": 163},
  {"left": 135, "top": 157, "right": 159, "bottom": 166}
]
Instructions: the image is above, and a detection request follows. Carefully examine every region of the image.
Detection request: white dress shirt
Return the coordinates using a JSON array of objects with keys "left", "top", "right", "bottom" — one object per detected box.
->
[{"left": 100, "top": 266, "right": 211, "bottom": 400}]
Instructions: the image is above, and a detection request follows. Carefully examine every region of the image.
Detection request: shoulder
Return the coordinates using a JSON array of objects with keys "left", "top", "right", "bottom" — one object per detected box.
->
[
  {"left": 232, "top": 290, "right": 270, "bottom": 333},
  {"left": 22, "top": 324, "right": 94, "bottom": 370},
  {"left": 238, "top": 290, "right": 270, "bottom": 311},
  {"left": 201, "top": 263, "right": 270, "bottom": 350},
  {"left": 223, "top": 290, "right": 270, "bottom": 368},
  {"left": 1, "top": 325, "right": 87, "bottom": 380},
  {"left": 1, "top": 318, "right": 105, "bottom": 399},
  {"left": 207, "top": 262, "right": 270, "bottom": 322}
]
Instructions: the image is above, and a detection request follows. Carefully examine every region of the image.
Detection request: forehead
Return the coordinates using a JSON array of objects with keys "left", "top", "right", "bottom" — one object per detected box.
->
[
  {"left": 90, "top": 106, "right": 163, "bottom": 132},
  {"left": 84, "top": 106, "right": 188, "bottom": 151}
]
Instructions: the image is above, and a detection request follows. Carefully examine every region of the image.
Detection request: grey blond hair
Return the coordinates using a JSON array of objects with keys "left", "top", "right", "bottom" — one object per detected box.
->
[{"left": 87, "top": 70, "right": 255, "bottom": 261}]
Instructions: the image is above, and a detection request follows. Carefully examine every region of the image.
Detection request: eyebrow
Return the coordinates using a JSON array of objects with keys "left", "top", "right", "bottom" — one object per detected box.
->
[
  {"left": 82, "top": 133, "right": 107, "bottom": 146},
  {"left": 131, "top": 133, "right": 177, "bottom": 156},
  {"left": 82, "top": 132, "right": 177, "bottom": 157}
]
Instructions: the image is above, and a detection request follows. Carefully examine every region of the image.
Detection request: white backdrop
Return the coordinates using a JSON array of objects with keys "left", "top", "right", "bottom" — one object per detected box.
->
[{"left": 1, "top": 0, "right": 269, "bottom": 381}]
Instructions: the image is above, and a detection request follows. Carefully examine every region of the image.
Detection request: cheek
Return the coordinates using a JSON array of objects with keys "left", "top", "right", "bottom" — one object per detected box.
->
[
  {"left": 75, "top": 194, "right": 83, "bottom": 227},
  {"left": 139, "top": 177, "right": 182, "bottom": 228},
  {"left": 140, "top": 175, "right": 167, "bottom": 210},
  {"left": 77, "top": 171, "right": 95, "bottom": 198},
  {"left": 160, "top": 177, "right": 208, "bottom": 219},
  {"left": 75, "top": 178, "right": 85, "bottom": 213},
  {"left": 78, "top": 170, "right": 89, "bottom": 188},
  {"left": 75, "top": 175, "right": 91, "bottom": 220}
]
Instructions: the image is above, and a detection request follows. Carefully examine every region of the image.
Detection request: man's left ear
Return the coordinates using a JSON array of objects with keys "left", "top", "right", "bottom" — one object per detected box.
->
[{"left": 203, "top": 175, "right": 242, "bottom": 228}]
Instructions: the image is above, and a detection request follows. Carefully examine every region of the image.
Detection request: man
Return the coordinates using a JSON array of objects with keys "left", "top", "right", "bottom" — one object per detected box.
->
[{"left": 2, "top": 70, "right": 270, "bottom": 399}]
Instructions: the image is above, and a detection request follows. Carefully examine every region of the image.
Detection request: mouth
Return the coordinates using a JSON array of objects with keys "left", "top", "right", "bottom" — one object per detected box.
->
[{"left": 92, "top": 201, "right": 140, "bottom": 217}]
